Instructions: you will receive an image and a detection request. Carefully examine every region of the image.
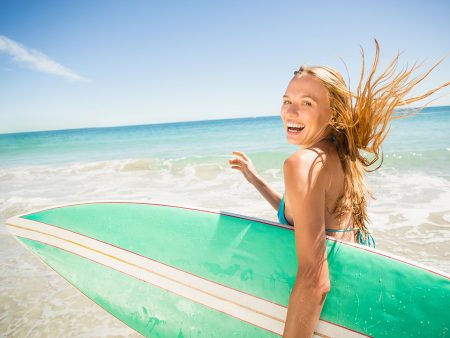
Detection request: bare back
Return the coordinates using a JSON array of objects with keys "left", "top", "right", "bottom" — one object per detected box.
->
[{"left": 283, "top": 139, "right": 356, "bottom": 243}]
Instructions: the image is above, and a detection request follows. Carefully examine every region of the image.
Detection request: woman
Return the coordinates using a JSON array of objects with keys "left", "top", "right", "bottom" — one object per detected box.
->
[{"left": 228, "top": 39, "right": 449, "bottom": 337}]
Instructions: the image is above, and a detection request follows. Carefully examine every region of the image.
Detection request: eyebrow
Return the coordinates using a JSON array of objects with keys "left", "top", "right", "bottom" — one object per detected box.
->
[{"left": 283, "top": 94, "right": 317, "bottom": 102}]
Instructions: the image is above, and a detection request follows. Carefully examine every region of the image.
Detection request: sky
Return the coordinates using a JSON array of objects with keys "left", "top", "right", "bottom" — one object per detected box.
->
[{"left": 1, "top": 0, "right": 450, "bottom": 134}]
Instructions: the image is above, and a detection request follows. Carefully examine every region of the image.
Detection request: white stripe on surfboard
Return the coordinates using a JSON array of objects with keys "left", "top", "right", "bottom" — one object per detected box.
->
[{"left": 7, "top": 218, "right": 369, "bottom": 338}]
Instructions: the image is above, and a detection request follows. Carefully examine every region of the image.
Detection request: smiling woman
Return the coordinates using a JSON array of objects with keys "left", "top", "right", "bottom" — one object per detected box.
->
[
  {"left": 281, "top": 74, "right": 333, "bottom": 148},
  {"left": 229, "top": 38, "right": 450, "bottom": 337}
]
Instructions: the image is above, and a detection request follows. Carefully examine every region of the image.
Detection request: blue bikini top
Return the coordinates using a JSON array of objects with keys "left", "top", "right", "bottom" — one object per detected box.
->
[{"left": 277, "top": 194, "right": 376, "bottom": 248}]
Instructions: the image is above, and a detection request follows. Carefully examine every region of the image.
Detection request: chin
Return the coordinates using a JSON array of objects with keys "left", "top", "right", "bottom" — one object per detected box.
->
[{"left": 286, "top": 138, "right": 302, "bottom": 146}]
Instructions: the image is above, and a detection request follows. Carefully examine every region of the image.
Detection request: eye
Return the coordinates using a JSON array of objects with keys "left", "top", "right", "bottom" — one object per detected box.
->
[
  {"left": 303, "top": 101, "right": 312, "bottom": 106},
  {"left": 282, "top": 100, "right": 291, "bottom": 105}
]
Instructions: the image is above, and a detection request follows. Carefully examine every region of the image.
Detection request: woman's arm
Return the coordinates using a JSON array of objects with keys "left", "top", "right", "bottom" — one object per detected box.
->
[
  {"left": 282, "top": 149, "right": 331, "bottom": 338},
  {"left": 229, "top": 151, "right": 282, "bottom": 211}
]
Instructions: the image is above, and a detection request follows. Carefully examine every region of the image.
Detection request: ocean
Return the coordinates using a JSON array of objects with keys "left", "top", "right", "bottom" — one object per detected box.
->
[{"left": 1, "top": 106, "right": 449, "bottom": 337}]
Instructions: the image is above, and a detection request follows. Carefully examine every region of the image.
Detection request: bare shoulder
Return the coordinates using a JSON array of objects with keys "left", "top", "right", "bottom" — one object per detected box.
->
[
  {"left": 285, "top": 147, "right": 327, "bottom": 166},
  {"left": 284, "top": 143, "right": 336, "bottom": 188},
  {"left": 284, "top": 145, "right": 330, "bottom": 174}
]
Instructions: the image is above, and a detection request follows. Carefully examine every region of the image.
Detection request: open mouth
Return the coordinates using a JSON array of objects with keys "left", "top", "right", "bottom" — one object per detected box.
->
[{"left": 286, "top": 125, "right": 305, "bottom": 135}]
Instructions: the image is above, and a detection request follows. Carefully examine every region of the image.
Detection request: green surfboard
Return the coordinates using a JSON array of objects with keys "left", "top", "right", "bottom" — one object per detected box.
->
[{"left": 5, "top": 201, "right": 450, "bottom": 337}]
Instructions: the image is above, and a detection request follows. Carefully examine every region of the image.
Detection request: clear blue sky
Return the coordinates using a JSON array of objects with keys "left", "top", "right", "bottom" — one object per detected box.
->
[{"left": 1, "top": 0, "right": 449, "bottom": 133}]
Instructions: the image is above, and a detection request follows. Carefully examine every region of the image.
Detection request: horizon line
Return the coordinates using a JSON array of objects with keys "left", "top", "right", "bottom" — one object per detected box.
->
[
  {"left": 1, "top": 104, "right": 449, "bottom": 136},
  {"left": 1, "top": 113, "right": 276, "bottom": 136}
]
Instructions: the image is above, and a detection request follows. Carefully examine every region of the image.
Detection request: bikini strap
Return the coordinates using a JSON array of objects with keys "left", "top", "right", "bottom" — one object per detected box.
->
[
  {"left": 325, "top": 227, "right": 359, "bottom": 233},
  {"left": 327, "top": 227, "right": 376, "bottom": 248}
]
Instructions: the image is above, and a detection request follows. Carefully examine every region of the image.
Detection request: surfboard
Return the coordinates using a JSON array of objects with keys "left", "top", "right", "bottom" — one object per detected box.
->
[{"left": 5, "top": 201, "right": 450, "bottom": 337}]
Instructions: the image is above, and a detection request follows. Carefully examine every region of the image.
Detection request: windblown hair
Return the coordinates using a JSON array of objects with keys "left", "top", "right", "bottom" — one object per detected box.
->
[{"left": 293, "top": 38, "right": 450, "bottom": 242}]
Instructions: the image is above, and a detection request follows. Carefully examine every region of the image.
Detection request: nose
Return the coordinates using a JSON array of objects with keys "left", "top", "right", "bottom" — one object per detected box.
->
[{"left": 284, "top": 102, "right": 300, "bottom": 117}]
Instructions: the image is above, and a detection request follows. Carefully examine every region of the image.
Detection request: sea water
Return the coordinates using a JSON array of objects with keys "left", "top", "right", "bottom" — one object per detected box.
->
[{"left": 1, "top": 106, "right": 449, "bottom": 337}]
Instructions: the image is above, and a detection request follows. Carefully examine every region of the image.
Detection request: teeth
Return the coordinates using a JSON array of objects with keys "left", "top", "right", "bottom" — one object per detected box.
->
[{"left": 287, "top": 122, "right": 305, "bottom": 129}]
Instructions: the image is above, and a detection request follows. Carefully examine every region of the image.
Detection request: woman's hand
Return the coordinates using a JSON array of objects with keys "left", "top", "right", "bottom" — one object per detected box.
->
[
  {"left": 229, "top": 150, "right": 282, "bottom": 212},
  {"left": 228, "top": 151, "right": 259, "bottom": 185}
]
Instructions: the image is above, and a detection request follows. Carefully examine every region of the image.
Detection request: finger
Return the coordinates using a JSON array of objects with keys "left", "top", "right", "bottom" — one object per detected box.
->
[
  {"left": 232, "top": 151, "right": 248, "bottom": 160},
  {"left": 229, "top": 158, "right": 243, "bottom": 164},
  {"left": 232, "top": 151, "right": 250, "bottom": 161},
  {"left": 230, "top": 163, "right": 242, "bottom": 168}
]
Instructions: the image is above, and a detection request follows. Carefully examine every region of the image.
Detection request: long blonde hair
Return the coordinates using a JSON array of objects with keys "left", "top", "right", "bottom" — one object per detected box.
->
[{"left": 293, "top": 39, "right": 450, "bottom": 242}]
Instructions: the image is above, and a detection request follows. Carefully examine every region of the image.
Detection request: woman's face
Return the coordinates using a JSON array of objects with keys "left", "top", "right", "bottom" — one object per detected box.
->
[{"left": 280, "top": 73, "right": 333, "bottom": 148}]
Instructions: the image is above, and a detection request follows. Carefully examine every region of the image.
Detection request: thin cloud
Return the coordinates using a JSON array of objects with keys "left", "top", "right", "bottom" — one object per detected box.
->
[{"left": 0, "top": 35, "right": 89, "bottom": 82}]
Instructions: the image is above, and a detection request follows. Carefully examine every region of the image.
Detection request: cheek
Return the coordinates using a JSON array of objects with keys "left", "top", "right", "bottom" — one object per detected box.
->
[
  {"left": 317, "top": 108, "right": 332, "bottom": 125},
  {"left": 280, "top": 107, "right": 287, "bottom": 119}
]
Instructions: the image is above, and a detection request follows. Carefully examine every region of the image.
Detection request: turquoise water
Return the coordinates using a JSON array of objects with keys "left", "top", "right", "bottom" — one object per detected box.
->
[
  {"left": 0, "top": 106, "right": 449, "bottom": 337},
  {"left": 0, "top": 116, "right": 286, "bottom": 168},
  {"left": 1, "top": 106, "right": 449, "bottom": 174}
]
